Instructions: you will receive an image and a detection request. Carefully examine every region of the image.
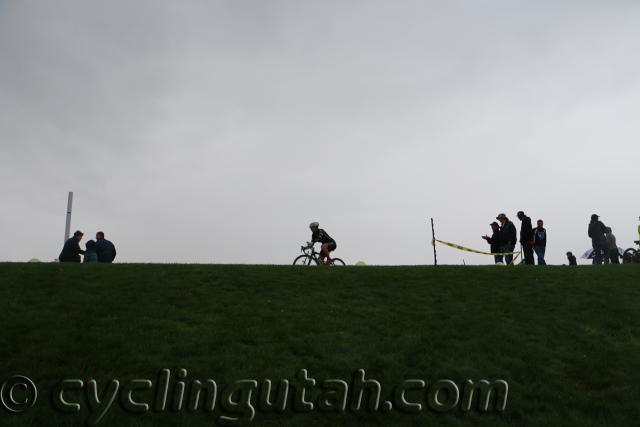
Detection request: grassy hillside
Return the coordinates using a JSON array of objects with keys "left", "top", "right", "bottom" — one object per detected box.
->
[{"left": 0, "top": 263, "right": 639, "bottom": 426}]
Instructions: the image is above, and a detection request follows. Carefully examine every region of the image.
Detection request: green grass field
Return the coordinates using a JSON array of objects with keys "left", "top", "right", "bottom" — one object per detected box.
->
[{"left": 1, "top": 263, "right": 639, "bottom": 426}]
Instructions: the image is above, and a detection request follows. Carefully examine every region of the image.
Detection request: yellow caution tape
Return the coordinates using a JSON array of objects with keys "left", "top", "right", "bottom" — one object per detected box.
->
[{"left": 432, "top": 239, "right": 522, "bottom": 260}]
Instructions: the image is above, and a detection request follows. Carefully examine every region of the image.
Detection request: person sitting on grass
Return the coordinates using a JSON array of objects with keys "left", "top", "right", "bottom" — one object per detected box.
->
[
  {"left": 566, "top": 251, "right": 578, "bottom": 266},
  {"left": 84, "top": 240, "right": 98, "bottom": 263},
  {"left": 95, "top": 231, "right": 117, "bottom": 263},
  {"left": 309, "top": 222, "right": 337, "bottom": 265}
]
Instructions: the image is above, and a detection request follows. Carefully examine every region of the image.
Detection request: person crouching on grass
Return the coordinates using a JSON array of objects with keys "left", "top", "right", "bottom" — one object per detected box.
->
[
  {"left": 59, "top": 230, "right": 85, "bottom": 262},
  {"left": 309, "top": 222, "right": 337, "bottom": 265},
  {"left": 482, "top": 222, "right": 504, "bottom": 264}
]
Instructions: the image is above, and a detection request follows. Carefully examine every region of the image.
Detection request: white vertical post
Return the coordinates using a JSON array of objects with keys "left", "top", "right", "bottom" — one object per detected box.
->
[{"left": 64, "top": 192, "right": 73, "bottom": 244}]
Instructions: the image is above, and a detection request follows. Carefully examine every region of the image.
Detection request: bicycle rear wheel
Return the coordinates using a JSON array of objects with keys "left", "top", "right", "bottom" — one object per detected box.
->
[
  {"left": 330, "top": 258, "right": 345, "bottom": 266},
  {"left": 622, "top": 249, "right": 637, "bottom": 264},
  {"left": 293, "top": 255, "right": 317, "bottom": 266}
]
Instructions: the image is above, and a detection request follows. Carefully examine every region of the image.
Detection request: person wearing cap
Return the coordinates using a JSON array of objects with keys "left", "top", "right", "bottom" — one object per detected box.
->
[
  {"left": 516, "top": 211, "right": 535, "bottom": 265},
  {"left": 59, "top": 230, "right": 86, "bottom": 263},
  {"left": 533, "top": 219, "right": 547, "bottom": 265},
  {"left": 566, "top": 251, "right": 578, "bottom": 266},
  {"left": 496, "top": 213, "right": 517, "bottom": 265},
  {"left": 482, "top": 221, "right": 504, "bottom": 264},
  {"left": 588, "top": 214, "right": 608, "bottom": 264},
  {"left": 309, "top": 222, "right": 337, "bottom": 265}
]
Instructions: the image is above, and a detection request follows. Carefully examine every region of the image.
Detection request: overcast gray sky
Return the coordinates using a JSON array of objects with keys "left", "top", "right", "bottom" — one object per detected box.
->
[{"left": 1, "top": 0, "right": 639, "bottom": 265}]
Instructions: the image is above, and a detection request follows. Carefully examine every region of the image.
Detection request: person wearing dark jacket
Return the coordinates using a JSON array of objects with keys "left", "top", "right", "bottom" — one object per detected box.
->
[
  {"left": 59, "top": 230, "right": 85, "bottom": 262},
  {"left": 533, "top": 219, "right": 547, "bottom": 265},
  {"left": 588, "top": 214, "right": 608, "bottom": 265},
  {"left": 309, "top": 222, "right": 336, "bottom": 265},
  {"left": 84, "top": 240, "right": 98, "bottom": 263},
  {"left": 496, "top": 213, "right": 517, "bottom": 265},
  {"left": 566, "top": 251, "right": 578, "bottom": 266},
  {"left": 482, "top": 221, "right": 504, "bottom": 264},
  {"left": 605, "top": 227, "right": 620, "bottom": 264},
  {"left": 95, "top": 231, "right": 117, "bottom": 263},
  {"left": 517, "top": 211, "right": 535, "bottom": 265}
]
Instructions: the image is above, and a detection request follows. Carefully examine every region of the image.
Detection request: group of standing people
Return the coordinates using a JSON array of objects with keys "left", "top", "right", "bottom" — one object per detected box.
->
[
  {"left": 588, "top": 214, "right": 620, "bottom": 264},
  {"left": 481, "top": 211, "right": 625, "bottom": 265},
  {"left": 482, "top": 211, "right": 547, "bottom": 265},
  {"left": 59, "top": 230, "right": 116, "bottom": 263}
]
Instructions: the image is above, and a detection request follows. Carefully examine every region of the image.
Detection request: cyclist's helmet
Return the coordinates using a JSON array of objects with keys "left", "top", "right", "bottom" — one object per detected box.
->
[{"left": 309, "top": 222, "right": 319, "bottom": 229}]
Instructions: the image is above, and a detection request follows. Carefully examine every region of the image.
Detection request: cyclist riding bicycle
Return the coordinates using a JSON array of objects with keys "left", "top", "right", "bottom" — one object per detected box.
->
[{"left": 309, "top": 222, "right": 337, "bottom": 265}]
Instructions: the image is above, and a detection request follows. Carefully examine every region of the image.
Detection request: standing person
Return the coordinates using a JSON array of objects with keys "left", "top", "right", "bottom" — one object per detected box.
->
[
  {"left": 588, "top": 214, "right": 608, "bottom": 265},
  {"left": 605, "top": 227, "right": 620, "bottom": 264},
  {"left": 517, "top": 211, "right": 535, "bottom": 265},
  {"left": 309, "top": 222, "right": 337, "bottom": 265},
  {"left": 95, "top": 231, "right": 117, "bottom": 263},
  {"left": 482, "top": 221, "right": 504, "bottom": 264},
  {"left": 533, "top": 219, "right": 547, "bottom": 265},
  {"left": 496, "top": 213, "right": 517, "bottom": 265},
  {"left": 566, "top": 251, "right": 578, "bottom": 266},
  {"left": 59, "top": 230, "right": 85, "bottom": 262},
  {"left": 84, "top": 240, "right": 98, "bottom": 263}
]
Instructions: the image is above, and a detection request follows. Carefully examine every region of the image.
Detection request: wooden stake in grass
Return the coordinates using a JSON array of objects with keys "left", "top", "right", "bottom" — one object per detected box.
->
[{"left": 431, "top": 217, "right": 438, "bottom": 266}]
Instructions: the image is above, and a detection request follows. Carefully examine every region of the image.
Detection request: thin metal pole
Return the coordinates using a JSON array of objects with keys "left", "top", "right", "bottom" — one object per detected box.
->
[
  {"left": 431, "top": 217, "right": 438, "bottom": 266},
  {"left": 64, "top": 192, "right": 73, "bottom": 244}
]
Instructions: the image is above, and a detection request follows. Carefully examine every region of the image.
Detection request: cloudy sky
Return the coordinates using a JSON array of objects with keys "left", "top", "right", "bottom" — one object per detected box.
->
[{"left": 1, "top": 1, "right": 639, "bottom": 265}]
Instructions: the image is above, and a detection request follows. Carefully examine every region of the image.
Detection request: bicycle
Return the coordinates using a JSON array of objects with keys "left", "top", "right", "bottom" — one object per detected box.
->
[
  {"left": 293, "top": 242, "right": 346, "bottom": 266},
  {"left": 622, "top": 240, "right": 640, "bottom": 264}
]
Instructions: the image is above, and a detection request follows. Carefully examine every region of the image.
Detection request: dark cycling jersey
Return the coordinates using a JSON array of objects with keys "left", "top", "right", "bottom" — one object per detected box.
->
[{"left": 312, "top": 229, "right": 335, "bottom": 244}]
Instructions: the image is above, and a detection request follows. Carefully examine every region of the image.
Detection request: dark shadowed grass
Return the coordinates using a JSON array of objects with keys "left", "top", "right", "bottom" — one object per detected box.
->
[{"left": 0, "top": 263, "right": 639, "bottom": 426}]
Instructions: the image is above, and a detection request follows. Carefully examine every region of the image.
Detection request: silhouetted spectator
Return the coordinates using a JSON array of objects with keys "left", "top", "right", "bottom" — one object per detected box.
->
[
  {"left": 482, "top": 221, "right": 504, "bottom": 264},
  {"left": 588, "top": 214, "right": 608, "bottom": 265},
  {"left": 95, "top": 231, "right": 117, "bottom": 263},
  {"left": 533, "top": 219, "right": 547, "bottom": 265},
  {"left": 605, "top": 227, "right": 620, "bottom": 264},
  {"left": 496, "top": 213, "right": 517, "bottom": 265},
  {"left": 566, "top": 251, "right": 577, "bottom": 266},
  {"left": 517, "top": 211, "right": 535, "bottom": 265},
  {"left": 59, "top": 230, "right": 85, "bottom": 263},
  {"left": 84, "top": 240, "right": 98, "bottom": 263}
]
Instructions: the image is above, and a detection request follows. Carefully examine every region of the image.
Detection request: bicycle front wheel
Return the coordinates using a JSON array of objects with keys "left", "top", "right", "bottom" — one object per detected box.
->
[
  {"left": 330, "top": 258, "right": 346, "bottom": 266},
  {"left": 293, "top": 255, "right": 317, "bottom": 266}
]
